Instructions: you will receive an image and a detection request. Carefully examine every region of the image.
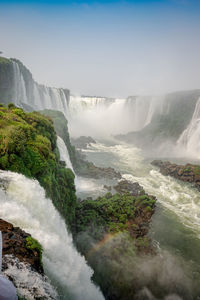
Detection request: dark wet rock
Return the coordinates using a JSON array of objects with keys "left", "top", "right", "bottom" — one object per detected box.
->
[
  {"left": 114, "top": 180, "right": 145, "bottom": 196},
  {"left": 0, "top": 219, "right": 43, "bottom": 274},
  {"left": 152, "top": 160, "right": 200, "bottom": 190},
  {"left": 2, "top": 255, "right": 57, "bottom": 300},
  {"left": 71, "top": 136, "right": 96, "bottom": 149},
  {"left": 104, "top": 185, "right": 112, "bottom": 191},
  {"left": 73, "top": 148, "right": 122, "bottom": 179},
  {"left": 77, "top": 160, "right": 122, "bottom": 179}
]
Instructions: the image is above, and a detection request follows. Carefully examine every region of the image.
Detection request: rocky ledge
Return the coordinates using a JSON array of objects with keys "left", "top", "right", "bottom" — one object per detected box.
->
[
  {"left": 0, "top": 219, "right": 57, "bottom": 299},
  {"left": 0, "top": 219, "right": 43, "bottom": 274},
  {"left": 152, "top": 160, "right": 200, "bottom": 190},
  {"left": 114, "top": 180, "right": 146, "bottom": 196},
  {"left": 75, "top": 150, "right": 122, "bottom": 179},
  {"left": 71, "top": 136, "right": 96, "bottom": 149},
  {"left": 73, "top": 179, "right": 156, "bottom": 300}
]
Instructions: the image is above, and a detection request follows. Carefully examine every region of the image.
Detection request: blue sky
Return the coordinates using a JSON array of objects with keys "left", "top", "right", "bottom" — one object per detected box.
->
[{"left": 0, "top": 0, "right": 200, "bottom": 97}]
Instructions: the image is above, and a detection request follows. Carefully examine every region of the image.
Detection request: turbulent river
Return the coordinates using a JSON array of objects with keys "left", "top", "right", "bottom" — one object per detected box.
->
[{"left": 79, "top": 140, "right": 200, "bottom": 299}]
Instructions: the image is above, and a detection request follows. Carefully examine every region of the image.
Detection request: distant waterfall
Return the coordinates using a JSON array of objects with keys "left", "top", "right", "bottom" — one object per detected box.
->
[
  {"left": 10, "top": 59, "right": 165, "bottom": 137},
  {"left": 177, "top": 97, "right": 200, "bottom": 158},
  {"left": 12, "top": 61, "right": 28, "bottom": 106},
  {"left": 57, "top": 136, "right": 74, "bottom": 172},
  {"left": 11, "top": 60, "right": 70, "bottom": 114},
  {"left": 0, "top": 170, "right": 104, "bottom": 300},
  {"left": 68, "top": 95, "right": 164, "bottom": 137}
]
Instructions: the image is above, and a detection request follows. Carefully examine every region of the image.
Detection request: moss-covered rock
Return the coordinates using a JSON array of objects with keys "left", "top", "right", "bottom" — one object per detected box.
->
[
  {"left": 152, "top": 160, "right": 200, "bottom": 190},
  {"left": 0, "top": 104, "right": 76, "bottom": 227},
  {"left": 73, "top": 180, "right": 156, "bottom": 300}
]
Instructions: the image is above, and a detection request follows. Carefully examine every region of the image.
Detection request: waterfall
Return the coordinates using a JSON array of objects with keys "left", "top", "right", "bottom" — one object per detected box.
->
[
  {"left": 177, "top": 97, "right": 200, "bottom": 158},
  {"left": 0, "top": 170, "right": 104, "bottom": 300},
  {"left": 57, "top": 136, "right": 74, "bottom": 172},
  {"left": 11, "top": 60, "right": 70, "bottom": 114},
  {"left": 68, "top": 95, "right": 164, "bottom": 137},
  {"left": 10, "top": 59, "right": 166, "bottom": 138},
  {"left": 12, "top": 61, "right": 28, "bottom": 106}
]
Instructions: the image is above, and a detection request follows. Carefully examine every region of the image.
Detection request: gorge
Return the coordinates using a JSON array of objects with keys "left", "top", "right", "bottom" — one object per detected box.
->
[{"left": 1, "top": 56, "right": 200, "bottom": 300}]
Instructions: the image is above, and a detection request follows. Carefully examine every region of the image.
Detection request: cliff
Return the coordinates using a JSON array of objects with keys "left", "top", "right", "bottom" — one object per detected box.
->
[
  {"left": 0, "top": 104, "right": 76, "bottom": 227},
  {"left": 116, "top": 89, "right": 200, "bottom": 150},
  {"left": 41, "top": 110, "right": 122, "bottom": 179},
  {"left": 0, "top": 57, "right": 15, "bottom": 104},
  {"left": 0, "top": 219, "right": 57, "bottom": 299},
  {"left": 0, "top": 56, "right": 70, "bottom": 112},
  {"left": 73, "top": 180, "right": 156, "bottom": 300},
  {"left": 152, "top": 160, "right": 200, "bottom": 190}
]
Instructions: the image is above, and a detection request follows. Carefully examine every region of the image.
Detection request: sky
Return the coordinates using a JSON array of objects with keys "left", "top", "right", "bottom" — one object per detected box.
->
[{"left": 0, "top": 0, "right": 200, "bottom": 97}]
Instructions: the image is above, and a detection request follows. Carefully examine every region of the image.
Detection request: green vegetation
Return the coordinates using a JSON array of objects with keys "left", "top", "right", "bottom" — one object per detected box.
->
[
  {"left": 194, "top": 166, "right": 200, "bottom": 175},
  {"left": 182, "top": 166, "right": 192, "bottom": 173},
  {"left": 40, "top": 109, "right": 104, "bottom": 177},
  {"left": 73, "top": 191, "right": 155, "bottom": 300},
  {"left": 26, "top": 236, "right": 42, "bottom": 252},
  {"left": 0, "top": 104, "right": 76, "bottom": 227},
  {"left": 41, "top": 109, "right": 77, "bottom": 166},
  {"left": 26, "top": 236, "right": 43, "bottom": 263},
  {"left": 74, "top": 191, "right": 155, "bottom": 241},
  {"left": 18, "top": 296, "right": 27, "bottom": 300},
  {"left": 0, "top": 57, "right": 11, "bottom": 64}
]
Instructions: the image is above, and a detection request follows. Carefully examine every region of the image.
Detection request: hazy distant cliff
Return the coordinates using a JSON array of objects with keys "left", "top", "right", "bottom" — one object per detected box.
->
[{"left": 0, "top": 56, "right": 70, "bottom": 112}]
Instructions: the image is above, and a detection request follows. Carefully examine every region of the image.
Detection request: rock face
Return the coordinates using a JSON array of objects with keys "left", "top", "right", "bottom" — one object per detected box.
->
[
  {"left": 74, "top": 180, "right": 156, "bottom": 300},
  {"left": 114, "top": 180, "right": 145, "bottom": 197},
  {"left": 152, "top": 160, "right": 200, "bottom": 189},
  {"left": 0, "top": 219, "right": 57, "bottom": 299},
  {"left": 0, "top": 219, "right": 43, "bottom": 273},
  {"left": 74, "top": 149, "right": 122, "bottom": 179},
  {"left": 71, "top": 136, "right": 96, "bottom": 149}
]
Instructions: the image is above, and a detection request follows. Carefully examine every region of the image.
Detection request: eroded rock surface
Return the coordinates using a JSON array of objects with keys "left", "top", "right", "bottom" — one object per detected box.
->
[
  {"left": 152, "top": 160, "right": 200, "bottom": 190},
  {"left": 0, "top": 219, "right": 43, "bottom": 273}
]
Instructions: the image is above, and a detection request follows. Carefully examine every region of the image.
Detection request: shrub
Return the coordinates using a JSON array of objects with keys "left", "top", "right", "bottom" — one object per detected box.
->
[{"left": 0, "top": 104, "right": 77, "bottom": 228}]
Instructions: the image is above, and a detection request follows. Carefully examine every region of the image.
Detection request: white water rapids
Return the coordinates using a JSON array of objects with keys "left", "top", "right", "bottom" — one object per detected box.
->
[
  {"left": 84, "top": 142, "right": 200, "bottom": 237},
  {"left": 0, "top": 170, "right": 104, "bottom": 300}
]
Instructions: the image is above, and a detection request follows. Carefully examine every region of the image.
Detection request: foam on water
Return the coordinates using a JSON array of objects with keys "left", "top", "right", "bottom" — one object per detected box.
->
[
  {"left": 87, "top": 142, "right": 200, "bottom": 237},
  {"left": 0, "top": 170, "right": 104, "bottom": 300}
]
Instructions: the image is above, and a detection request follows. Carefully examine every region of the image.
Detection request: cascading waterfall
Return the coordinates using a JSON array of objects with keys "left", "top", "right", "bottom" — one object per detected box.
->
[
  {"left": 11, "top": 60, "right": 69, "bottom": 114},
  {"left": 10, "top": 59, "right": 166, "bottom": 138},
  {"left": 68, "top": 95, "right": 164, "bottom": 137},
  {"left": 12, "top": 61, "right": 27, "bottom": 106},
  {"left": 177, "top": 97, "right": 200, "bottom": 158},
  {"left": 57, "top": 136, "right": 74, "bottom": 172},
  {"left": 0, "top": 170, "right": 104, "bottom": 300},
  {"left": 56, "top": 135, "right": 105, "bottom": 198}
]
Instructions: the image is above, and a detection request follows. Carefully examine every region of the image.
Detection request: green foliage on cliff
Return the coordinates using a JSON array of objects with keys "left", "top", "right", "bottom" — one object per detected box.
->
[
  {"left": 73, "top": 192, "right": 155, "bottom": 300},
  {"left": 0, "top": 57, "right": 11, "bottom": 64},
  {"left": 26, "top": 236, "right": 43, "bottom": 263},
  {"left": 74, "top": 192, "right": 155, "bottom": 240},
  {"left": 40, "top": 109, "right": 77, "bottom": 167},
  {"left": 40, "top": 109, "right": 98, "bottom": 177},
  {"left": 0, "top": 104, "right": 76, "bottom": 227}
]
